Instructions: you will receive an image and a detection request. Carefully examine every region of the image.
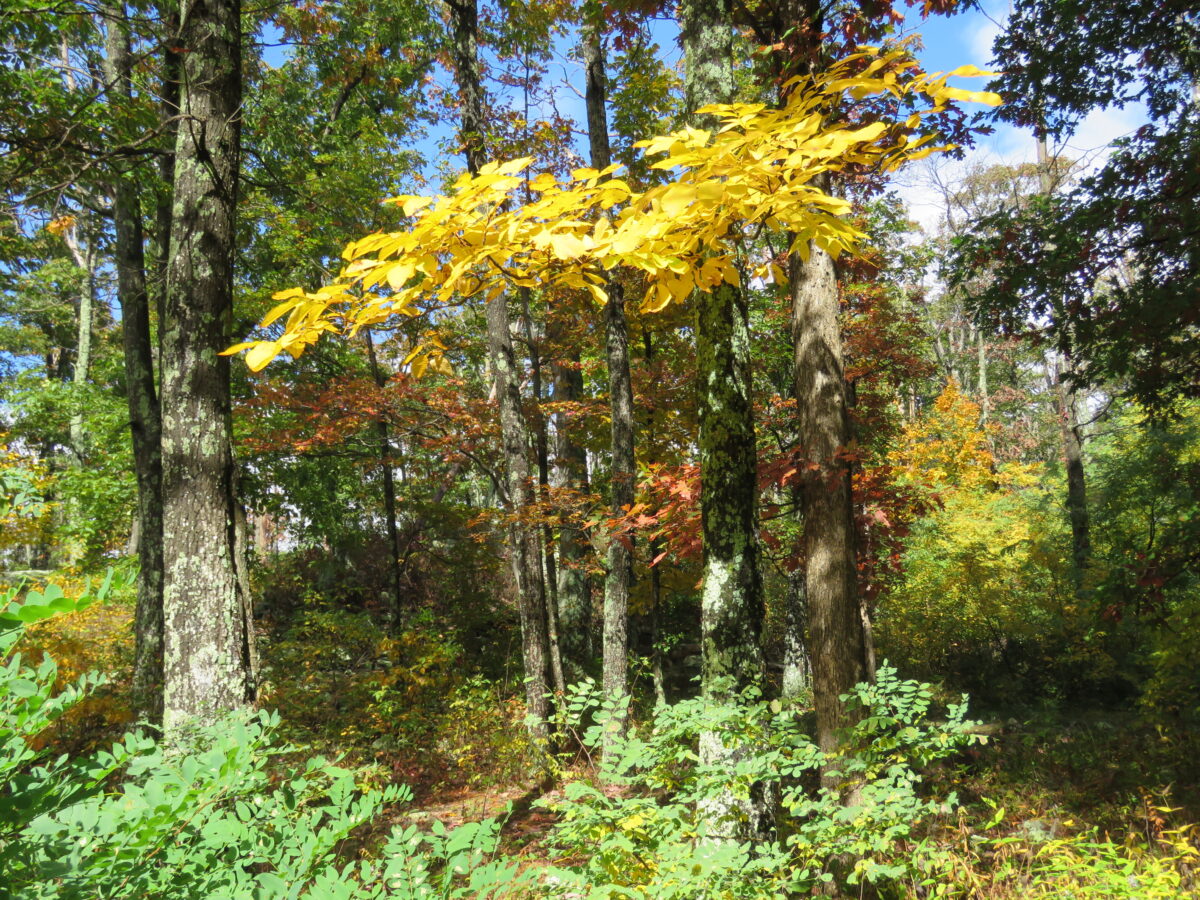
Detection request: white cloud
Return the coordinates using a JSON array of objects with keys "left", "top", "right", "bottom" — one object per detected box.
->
[{"left": 968, "top": 18, "right": 1001, "bottom": 68}]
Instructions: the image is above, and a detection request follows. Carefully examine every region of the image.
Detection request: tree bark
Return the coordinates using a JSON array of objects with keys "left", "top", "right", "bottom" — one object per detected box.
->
[
  {"left": 520, "top": 290, "right": 567, "bottom": 697},
  {"left": 582, "top": 6, "right": 634, "bottom": 748},
  {"left": 1037, "top": 136, "right": 1091, "bottom": 585},
  {"left": 790, "top": 235, "right": 867, "bottom": 762},
  {"left": 682, "top": 0, "right": 771, "bottom": 843},
  {"left": 364, "top": 330, "right": 404, "bottom": 622},
  {"left": 550, "top": 349, "right": 591, "bottom": 672},
  {"left": 445, "top": 0, "right": 553, "bottom": 742},
  {"left": 153, "top": 3, "right": 181, "bottom": 336},
  {"left": 160, "top": 0, "right": 254, "bottom": 734},
  {"left": 781, "top": 566, "right": 811, "bottom": 700},
  {"left": 62, "top": 227, "right": 95, "bottom": 463},
  {"left": 1053, "top": 356, "right": 1091, "bottom": 581},
  {"left": 486, "top": 292, "right": 554, "bottom": 744},
  {"left": 103, "top": 1, "right": 164, "bottom": 725}
]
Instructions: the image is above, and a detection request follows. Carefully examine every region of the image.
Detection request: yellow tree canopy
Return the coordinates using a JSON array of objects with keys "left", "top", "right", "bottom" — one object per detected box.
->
[{"left": 227, "top": 49, "right": 999, "bottom": 373}]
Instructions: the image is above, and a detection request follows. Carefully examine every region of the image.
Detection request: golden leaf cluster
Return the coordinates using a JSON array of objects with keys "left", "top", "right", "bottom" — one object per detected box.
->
[{"left": 227, "top": 50, "right": 999, "bottom": 373}]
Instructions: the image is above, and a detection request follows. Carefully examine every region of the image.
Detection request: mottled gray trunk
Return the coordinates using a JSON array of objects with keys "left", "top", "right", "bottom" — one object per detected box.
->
[
  {"left": 781, "top": 566, "right": 811, "bottom": 700},
  {"left": 583, "top": 7, "right": 633, "bottom": 746},
  {"left": 160, "top": 0, "right": 254, "bottom": 735},
  {"left": 977, "top": 329, "right": 989, "bottom": 425},
  {"left": 520, "top": 290, "right": 567, "bottom": 697},
  {"left": 486, "top": 293, "right": 554, "bottom": 743},
  {"left": 153, "top": 3, "right": 181, "bottom": 336},
  {"left": 446, "top": 0, "right": 552, "bottom": 742},
  {"left": 648, "top": 535, "right": 668, "bottom": 707},
  {"left": 682, "top": 0, "right": 771, "bottom": 843},
  {"left": 789, "top": 236, "right": 867, "bottom": 762},
  {"left": 103, "top": 2, "right": 164, "bottom": 725},
  {"left": 63, "top": 229, "right": 95, "bottom": 462},
  {"left": 644, "top": 330, "right": 668, "bottom": 707},
  {"left": 445, "top": 0, "right": 487, "bottom": 176},
  {"left": 602, "top": 283, "right": 634, "bottom": 744}
]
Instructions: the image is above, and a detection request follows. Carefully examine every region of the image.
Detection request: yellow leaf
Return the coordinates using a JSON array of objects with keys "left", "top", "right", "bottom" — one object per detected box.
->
[
  {"left": 640, "top": 281, "right": 673, "bottom": 314},
  {"left": 385, "top": 261, "right": 417, "bottom": 290},
  {"left": 260, "top": 295, "right": 306, "bottom": 328},
  {"left": 660, "top": 183, "right": 698, "bottom": 217},
  {"left": 696, "top": 181, "right": 724, "bottom": 203},
  {"left": 246, "top": 341, "right": 281, "bottom": 372},
  {"left": 398, "top": 196, "right": 433, "bottom": 217},
  {"left": 549, "top": 232, "right": 590, "bottom": 260}
]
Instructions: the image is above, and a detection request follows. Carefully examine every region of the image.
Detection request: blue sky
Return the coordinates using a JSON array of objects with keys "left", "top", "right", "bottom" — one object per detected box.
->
[{"left": 892, "top": 0, "right": 1146, "bottom": 232}]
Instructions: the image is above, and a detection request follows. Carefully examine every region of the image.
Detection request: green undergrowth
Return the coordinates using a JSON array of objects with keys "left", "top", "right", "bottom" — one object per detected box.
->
[{"left": 2, "top": 575, "right": 1197, "bottom": 898}]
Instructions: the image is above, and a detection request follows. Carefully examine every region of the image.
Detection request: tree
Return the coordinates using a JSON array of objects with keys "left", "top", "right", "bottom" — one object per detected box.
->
[
  {"left": 160, "top": 0, "right": 255, "bottom": 733},
  {"left": 229, "top": 44, "right": 997, "bottom": 770},
  {"left": 580, "top": 0, "right": 636, "bottom": 753},
  {"left": 443, "top": 0, "right": 554, "bottom": 744},
  {"left": 679, "top": 0, "right": 770, "bottom": 840},
  {"left": 100, "top": 0, "right": 164, "bottom": 723},
  {"left": 731, "top": 0, "right": 972, "bottom": 763},
  {"left": 956, "top": 0, "right": 1200, "bottom": 409}
]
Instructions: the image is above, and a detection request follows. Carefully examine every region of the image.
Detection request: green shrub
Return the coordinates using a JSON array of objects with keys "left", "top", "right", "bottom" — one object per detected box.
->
[
  {"left": 0, "top": 578, "right": 523, "bottom": 900},
  {"left": 539, "top": 665, "right": 981, "bottom": 898}
]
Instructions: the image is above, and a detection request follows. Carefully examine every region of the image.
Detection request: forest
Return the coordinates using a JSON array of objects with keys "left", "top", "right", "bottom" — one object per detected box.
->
[{"left": 0, "top": 0, "right": 1197, "bottom": 896}]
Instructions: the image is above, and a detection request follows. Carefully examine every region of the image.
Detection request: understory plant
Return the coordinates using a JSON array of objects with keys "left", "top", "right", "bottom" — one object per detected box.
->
[
  {"left": 539, "top": 665, "right": 982, "bottom": 898},
  {"left": 0, "top": 577, "right": 523, "bottom": 900}
]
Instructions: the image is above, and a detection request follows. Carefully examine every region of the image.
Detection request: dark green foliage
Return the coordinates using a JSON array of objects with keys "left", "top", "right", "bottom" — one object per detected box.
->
[{"left": 954, "top": 0, "right": 1200, "bottom": 407}]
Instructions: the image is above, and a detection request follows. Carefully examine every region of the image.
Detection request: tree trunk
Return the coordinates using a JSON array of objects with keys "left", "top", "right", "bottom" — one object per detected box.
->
[
  {"left": 682, "top": 0, "right": 771, "bottom": 843},
  {"left": 520, "top": 290, "right": 567, "bottom": 697},
  {"left": 160, "top": 0, "right": 254, "bottom": 734},
  {"left": 551, "top": 350, "right": 591, "bottom": 673},
  {"left": 1037, "top": 136, "right": 1091, "bottom": 586},
  {"left": 582, "top": 7, "right": 634, "bottom": 748},
  {"left": 364, "top": 330, "right": 405, "bottom": 622},
  {"left": 781, "top": 566, "right": 811, "bottom": 700},
  {"left": 65, "top": 233, "right": 94, "bottom": 462},
  {"left": 153, "top": 3, "right": 181, "bottom": 339},
  {"left": 977, "top": 328, "right": 989, "bottom": 425},
  {"left": 790, "top": 235, "right": 867, "bottom": 762},
  {"left": 445, "top": 0, "right": 552, "bottom": 742},
  {"left": 1054, "top": 356, "right": 1091, "bottom": 581},
  {"left": 486, "top": 293, "right": 554, "bottom": 744},
  {"left": 103, "top": 2, "right": 164, "bottom": 725}
]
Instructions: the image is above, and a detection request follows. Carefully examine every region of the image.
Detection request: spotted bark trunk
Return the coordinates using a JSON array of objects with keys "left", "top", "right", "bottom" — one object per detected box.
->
[
  {"left": 103, "top": 2, "right": 164, "bottom": 724},
  {"left": 486, "top": 293, "right": 554, "bottom": 743},
  {"left": 682, "top": 0, "right": 771, "bottom": 843},
  {"left": 160, "top": 0, "right": 254, "bottom": 735},
  {"left": 781, "top": 566, "right": 811, "bottom": 700},
  {"left": 446, "top": 0, "right": 553, "bottom": 742},
  {"left": 583, "top": 5, "right": 634, "bottom": 747}
]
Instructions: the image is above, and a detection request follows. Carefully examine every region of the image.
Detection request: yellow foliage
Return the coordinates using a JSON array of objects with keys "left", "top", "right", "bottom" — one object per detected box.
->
[
  {"left": 20, "top": 575, "right": 136, "bottom": 747},
  {"left": 225, "top": 49, "right": 1000, "bottom": 372},
  {"left": 890, "top": 380, "right": 997, "bottom": 491},
  {"left": 0, "top": 435, "right": 55, "bottom": 550}
]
